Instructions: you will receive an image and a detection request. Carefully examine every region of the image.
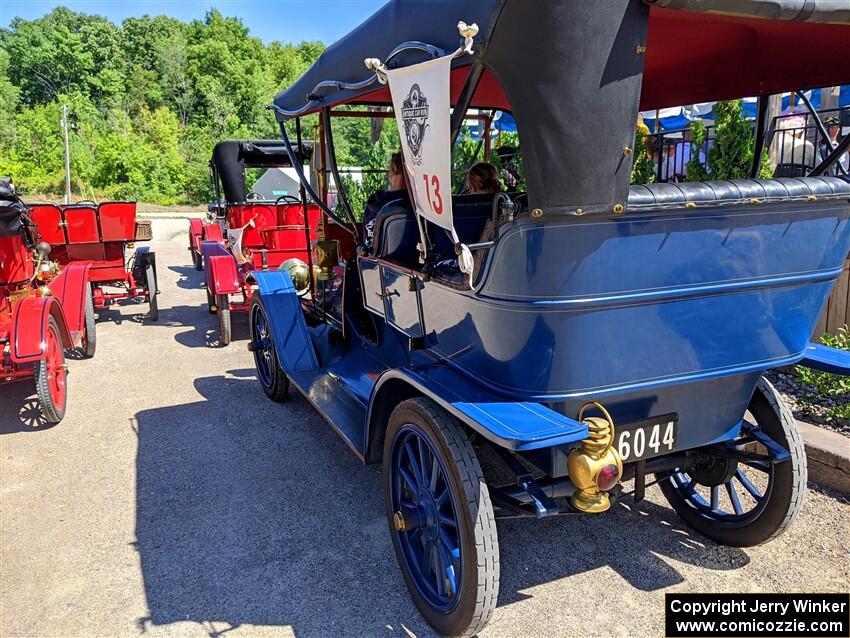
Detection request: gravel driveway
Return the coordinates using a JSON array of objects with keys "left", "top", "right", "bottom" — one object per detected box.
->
[{"left": 1, "top": 238, "right": 848, "bottom": 638}]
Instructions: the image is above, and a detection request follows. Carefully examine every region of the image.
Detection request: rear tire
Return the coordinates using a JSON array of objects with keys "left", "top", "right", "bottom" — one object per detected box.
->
[
  {"left": 658, "top": 377, "right": 806, "bottom": 547},
  {"left": 82, "top": 284, "right": 96, "bottom": 358},
  {"left": 218, "top": 294, "right": 231, "bottom": 346},
  {"left": 249, "top": 293, "right": 289, "bottom": 402},
  {"left": 146, "top": 264, "right": 158, "bottom": 321},
  {"left": 192, "top": 249, "right": 203, "bottom": 271},
  {"left": 35, "top": 316, "right": 67, "bottom": 424},
  {"left": 384, "top": 397, "right": 499, "bottom": 637}
]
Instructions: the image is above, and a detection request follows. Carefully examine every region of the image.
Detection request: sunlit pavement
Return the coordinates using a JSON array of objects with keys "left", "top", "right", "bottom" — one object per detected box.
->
[{"left": 1, "top": 237, "right": 848, "bottom": 638}]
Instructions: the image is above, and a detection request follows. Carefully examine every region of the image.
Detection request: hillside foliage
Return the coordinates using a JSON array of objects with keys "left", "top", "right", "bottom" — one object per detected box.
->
[{"left": 0, "top": 8, "right": 383, "bottom": 204}]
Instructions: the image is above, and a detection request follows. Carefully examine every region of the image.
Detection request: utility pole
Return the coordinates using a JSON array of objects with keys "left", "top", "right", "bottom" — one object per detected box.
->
[{"left": 61, "top": 104, "right": 71, "bottom": 205}]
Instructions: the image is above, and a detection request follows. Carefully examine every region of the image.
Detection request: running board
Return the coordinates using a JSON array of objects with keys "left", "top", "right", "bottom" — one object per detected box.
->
[
  {"left": 798, "top": 342, "right": 850, "bottom": 376},
  {"left": 289, "top": 368, "right": 368, "bottom": 459}
]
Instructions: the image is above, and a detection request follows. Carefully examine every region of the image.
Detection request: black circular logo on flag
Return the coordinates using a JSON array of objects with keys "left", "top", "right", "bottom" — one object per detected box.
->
[{"left": 401, "top": 83, "right": 429, "bottom": 163}]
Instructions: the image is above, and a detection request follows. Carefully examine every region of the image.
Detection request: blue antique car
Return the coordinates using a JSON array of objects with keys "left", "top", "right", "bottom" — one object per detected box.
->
[{"left": 247, "top": 0, "right": 850, "bottom": 634}]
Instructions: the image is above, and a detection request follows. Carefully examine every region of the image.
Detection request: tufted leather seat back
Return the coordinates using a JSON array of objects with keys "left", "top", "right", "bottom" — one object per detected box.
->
[{"left": 627, "top": 176, "right": 850, "bottom": 210}]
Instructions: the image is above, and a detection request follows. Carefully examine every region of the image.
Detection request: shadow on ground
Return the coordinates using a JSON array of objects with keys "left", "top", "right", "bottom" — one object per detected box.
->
[
  {"left": 0, "top": 381, "right": 53, "bottom": 434},
  {"left": 133, "top": 372, "right": 748, "bottom": 637},
  {"left": 170, "top": 264, "right": 205, "bottom": 291},
  {"left": 94, "top": 302, "right": 155, "bottom": 326}
]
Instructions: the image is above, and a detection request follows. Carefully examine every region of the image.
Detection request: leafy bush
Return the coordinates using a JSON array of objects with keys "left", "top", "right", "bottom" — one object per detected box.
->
[
  {"left": 335, "top": 134, "right": 397, "bottom": 221},
  {"left": 795, "top": 325, "right": 850, "bottom": 423},
  {"left": 630, "top": 121, "right": 655, "bottom": 185},
  {"left": 686, "top": 100, "right": 773, "bottom": 181}
]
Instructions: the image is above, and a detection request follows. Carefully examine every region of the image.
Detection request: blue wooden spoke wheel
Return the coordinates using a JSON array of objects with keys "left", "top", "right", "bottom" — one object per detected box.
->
[
  {"left": 658, "top": 377, "right": 806, "bottom": 547},
  {"left": 249, "top": 293, "right": 289, "bottom": 402},
  {"left": 383, "top": 398, "right": 498, "bottom": 637}
]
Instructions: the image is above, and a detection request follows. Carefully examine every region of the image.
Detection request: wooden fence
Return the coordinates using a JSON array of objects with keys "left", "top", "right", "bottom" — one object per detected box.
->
[{"left": 813, "top": 257, "right": 850, "bottom": 338}]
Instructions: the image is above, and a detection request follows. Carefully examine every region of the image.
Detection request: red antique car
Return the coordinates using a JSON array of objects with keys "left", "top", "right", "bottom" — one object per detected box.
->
[
  {"left": 0, "top": 179, "right": 95, "bottom": 422},
  {"left": 199, "top": 140, "right": 321, "bottom": 345},
  {"left": 29, "top": 200, "right": 159, "bottom": 321}
]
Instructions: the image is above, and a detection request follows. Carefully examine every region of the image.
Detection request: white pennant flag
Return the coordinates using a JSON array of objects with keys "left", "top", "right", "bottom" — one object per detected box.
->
[
  {"left": 227, "top": 219, "right": 254, "bottom": 265},
  {"left": 385, "top": 55, "right": 454, "bottom": 234}
]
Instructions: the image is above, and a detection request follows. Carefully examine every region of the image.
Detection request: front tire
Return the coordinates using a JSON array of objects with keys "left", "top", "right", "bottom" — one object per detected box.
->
[
  {"left": 658, "top": 377, "right": 806, "bottom": 547},
  {"left": 35, "top": 316, "right": 67, "bottom": 424},
  {"left": 145, "top": 264, "right": 158, "bottom": 321},
  {"left": 383, "top": 398, "right": 499, "bottom": 637},
  {"left": 217, "top": 294, "right": 231, "bottom": 346},
  {"left": 81, "top": 284, "right": 96, "bottom": 358},
  {"left": 249, "top": 293, "right": 288, "bottom": 401}
]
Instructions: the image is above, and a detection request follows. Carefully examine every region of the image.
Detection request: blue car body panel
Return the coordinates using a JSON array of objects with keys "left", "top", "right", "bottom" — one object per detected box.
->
[{"left": 256, "top": 185, "right": 850, "bottom": 465}]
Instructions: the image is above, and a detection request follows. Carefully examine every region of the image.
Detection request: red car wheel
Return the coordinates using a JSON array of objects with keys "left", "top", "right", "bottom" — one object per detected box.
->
[{"left": 35, "top": 316, "right": 67, "bottom": 423}]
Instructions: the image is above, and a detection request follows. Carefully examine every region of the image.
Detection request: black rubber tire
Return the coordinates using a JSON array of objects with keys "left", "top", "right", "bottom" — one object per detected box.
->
[
  {"left": 192, "top": 249, "right": 203, "bottom": 271},
  {"left": 82, "top": 284, "right": 96, "bottom": 358},
  {"left": 35, "top": 316, "right": 67, "bottom": 424},
  {"left": 249, "top": 292, "right": 289, "bottom": 402},
  {"left": 383, "top": 397, "right": 499, "bottom": 637},
  {"left": 217, "top": 293, "right": 231, "bottom": 346},
  {"left": 146, "top": 264, "right": 158, "bottom": 321},
  {"left": 658, "top": 377, "right": 806, "bottom": 547}
]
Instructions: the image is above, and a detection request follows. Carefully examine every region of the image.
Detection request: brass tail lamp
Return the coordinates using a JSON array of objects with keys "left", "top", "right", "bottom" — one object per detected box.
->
[{"left": 567, "top": 402, "right": 623, "bottom": 513}]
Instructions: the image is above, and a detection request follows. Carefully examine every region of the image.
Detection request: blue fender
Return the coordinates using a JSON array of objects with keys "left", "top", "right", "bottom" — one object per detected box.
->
[
  {"left": 202, "top": 241, "right": 241, "bottom": 295},
  {"left": 11, "top": 295, "right": 74, "bottom": 363},
  {"left": 253, "top": 269, "right": 318, "bottom": 372},
  {"left": 365, "top": 365, "right": 590, "bottom": 460},
  {"left": 798, "top": 342, "right": 850, "bottom": 376}
]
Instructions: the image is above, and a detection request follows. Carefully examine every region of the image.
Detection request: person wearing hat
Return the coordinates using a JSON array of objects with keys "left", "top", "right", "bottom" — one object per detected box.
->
[{"left": 818, "top": 115, "right": 848, "bottom": 176}]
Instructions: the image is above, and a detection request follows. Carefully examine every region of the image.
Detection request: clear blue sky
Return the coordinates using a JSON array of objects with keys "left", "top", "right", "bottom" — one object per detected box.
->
[{"left": 0, "top": 0, "right": 387, "bottom": 44}]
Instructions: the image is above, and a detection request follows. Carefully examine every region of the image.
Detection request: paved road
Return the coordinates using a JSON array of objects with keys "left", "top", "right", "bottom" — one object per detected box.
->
[{"left": 1, "top": 238, "right": 848, "bottom": 638}]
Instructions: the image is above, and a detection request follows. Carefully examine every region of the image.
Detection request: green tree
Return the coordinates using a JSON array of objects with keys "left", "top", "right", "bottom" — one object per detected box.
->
[
  {"left": 0, "top": 6, "right": 328, "bottom": 203},
  {"left": 686, "top": 100, "right": 773, "bottom": 181},
  {"left": 0, "top": 49, "right": 20, "bottom": 138}
]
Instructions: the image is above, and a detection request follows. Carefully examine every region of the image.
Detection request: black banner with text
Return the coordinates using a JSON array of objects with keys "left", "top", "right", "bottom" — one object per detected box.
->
[{"left": 665, "top": 593, "right": 849, "bottom": 637}]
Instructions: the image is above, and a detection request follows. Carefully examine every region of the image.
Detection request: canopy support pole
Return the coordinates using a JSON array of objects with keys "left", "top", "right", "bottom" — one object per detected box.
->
[
  {"left": 294, "top": 117, "right": 316, "bottom": 298},
  {"left": 483, "top": 113, "right": 493, "bottom": 162},
  {"left": 278, "top": 120, "right": 356, "bottom": 238},
  {"left": 450, "top": 60, "right": 485, "bottom": 145},
  {"left": 810, "top": 131, "right": 850, "bottom": 177},
  {"left": 796, "top": 90, "right": 847, "bottom": 176},
  {"left": 750, "top": 95, "right": 769, "bottom": 179},
  {"left": 321, "top": 107, "right": 360, "bottom": 239}
]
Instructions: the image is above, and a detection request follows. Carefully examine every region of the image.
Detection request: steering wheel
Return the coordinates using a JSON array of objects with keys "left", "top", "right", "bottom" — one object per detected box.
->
[
  {"left": 76, "top": 200, "right": 97, "bottom": 206},
  {"left": 276, "top": 195, "right": 305, "bottom": 225},
  {"left": 246, "top": 191, "right": 264, "bottom": 201}
]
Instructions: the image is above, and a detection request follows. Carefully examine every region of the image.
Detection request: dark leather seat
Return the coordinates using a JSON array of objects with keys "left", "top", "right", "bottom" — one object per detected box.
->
[
  {"left": 627, "top": 176, "right": 850, "bottom": 210},
  {"left": 430, "top": 194, "right": 494, "bottom": 258},
  {"left": 0, "top": 184, "right": 28, "bottom": 239},
  {"left": 773, "top": 164, "right": 809, "bottom": 178},
  {"left": 371, "top": 200, "right": 419, "bottom": 266},
  {"left": 372, "top": 194, "right": 497, "bottom": 267}
]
